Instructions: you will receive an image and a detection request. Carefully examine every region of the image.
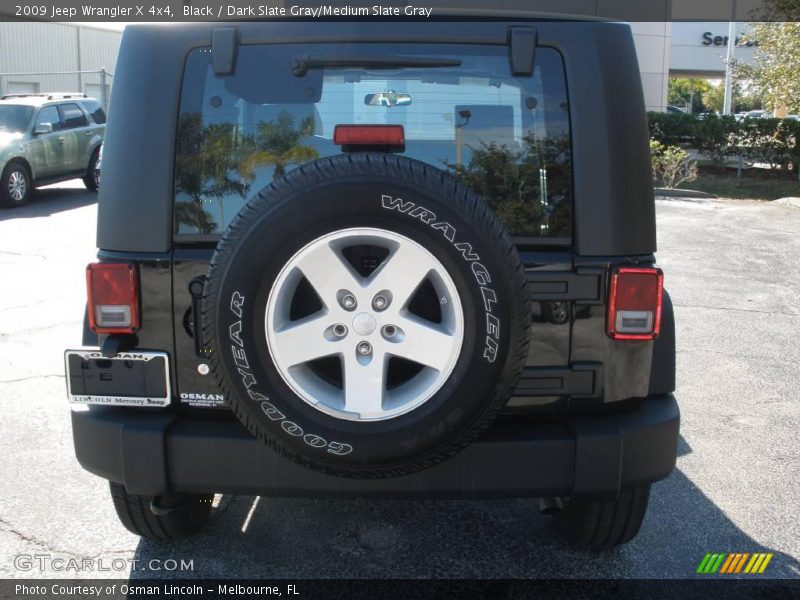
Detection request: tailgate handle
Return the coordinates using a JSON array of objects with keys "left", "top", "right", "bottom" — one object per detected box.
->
[{"left": 527, "top": 270, "right": 604, "bottom": 304}]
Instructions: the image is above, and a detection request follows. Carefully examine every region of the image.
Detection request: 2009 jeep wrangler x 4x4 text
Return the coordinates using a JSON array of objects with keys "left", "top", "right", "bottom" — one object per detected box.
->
[{"left": 66, "top": 17, "right": 678, "bottom": 550}]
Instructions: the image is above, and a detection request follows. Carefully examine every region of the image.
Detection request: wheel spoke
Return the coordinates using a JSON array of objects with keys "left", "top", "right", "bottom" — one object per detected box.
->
[
  {"left": 8, "top": 171, "right": 26, "bottom": 201},
  {"left": 342, "top": 351, "right": 386, "bottom": 417},
  {"left": 389, "top": 316, "right": 457, "bottom": 372},
  {"left": 295, "top": 242, "right": 362, "bottom": 305},
  {"left": 272, "top": 314, "right": 338, "bottom": 366},
  {"left": 265, "top": 227, "right": 464, "bottom": 422},
  {"left": 367, "top": 243, "right": 435, "bottom": 309}
]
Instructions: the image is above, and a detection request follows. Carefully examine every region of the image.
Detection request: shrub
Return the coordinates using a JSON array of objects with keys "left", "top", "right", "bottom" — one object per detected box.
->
[
  {"left": 693, "top": 115, "right": 739, "bottom": 170},
  {"left": 647, "top": 112, "right": 696, "bottom": 147},
  {"left": 650, "top": 140, "right": 698, "bottom": 189},
  {"left": 648, "top": 112, "right": 800, "bottom": 175},
  {"left": 736, "top": 118, "right": 798, "bottom": 170}
]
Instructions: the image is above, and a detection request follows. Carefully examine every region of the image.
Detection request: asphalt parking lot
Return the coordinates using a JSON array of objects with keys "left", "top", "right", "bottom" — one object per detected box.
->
[{"left": 0, "top": 182, "right": 798, "bottom": 580}]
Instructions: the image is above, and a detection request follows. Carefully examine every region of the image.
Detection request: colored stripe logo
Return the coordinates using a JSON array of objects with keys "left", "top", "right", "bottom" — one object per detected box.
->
[{"left": 697, "top": 553, "right": 773, "bottom": 574}]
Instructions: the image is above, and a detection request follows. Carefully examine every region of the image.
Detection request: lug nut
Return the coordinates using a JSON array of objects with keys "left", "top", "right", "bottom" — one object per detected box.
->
[
  {"left": 372, "top": 295, "right": 388, "bottom": 311},
  {"left": 332, "top": 324, "right": 347, "bottom": 338},
  {"left": 341, "top": 294, "right": 357, "bottom": 310},
  {"left": 357, "top": 342, "right": 372, "bottom": 356},
  {"left": 382, "top": 325, "right": 397, "bottom": 338}
]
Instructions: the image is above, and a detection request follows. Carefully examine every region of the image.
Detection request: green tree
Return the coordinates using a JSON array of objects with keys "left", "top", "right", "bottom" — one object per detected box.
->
[
  {"left": 174, "top": 113, "right": 242, "bottom": 234},
  {"left": 174, "top": 111, "right": 321, "bottom": 234},
  {"left": 240, "top": 112, "right": 319, "bottom": 181},
  {"left": 668, "top": 78, "right": 713, "bottom": 114},
  {"left": 448, "top": 133, "right": 572, "bottom": 237},
  {"left": 752, "top": 0, "right": 800, "bottom": 20},
  {"left": 733, "top": 86, "right": 764, "bottom": 113},
  {"left": 704, "top": 83, "right": 764, "bottom": 114},
  {"left": 733, "top": 22, "right": 800, "bottom": 115},
  {"left": 702, "top": 83, "right": 725, "bottom": 113}
]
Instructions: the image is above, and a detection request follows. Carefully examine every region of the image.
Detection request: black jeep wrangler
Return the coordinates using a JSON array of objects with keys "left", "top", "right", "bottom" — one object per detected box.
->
[{"left": 66, "top": 18, "right": 678, "bottom": 550}]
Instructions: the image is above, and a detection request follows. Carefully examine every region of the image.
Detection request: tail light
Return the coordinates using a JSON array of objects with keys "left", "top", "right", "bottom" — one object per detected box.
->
[
  {"left": 86, "top": 263, "right": 140, "bottom": 334},
  {"left": 333, "top": 124, "right": 405, "bottom": 148},
  {"left": 606, "top": 267, "right": 663, "bottom": 340}
]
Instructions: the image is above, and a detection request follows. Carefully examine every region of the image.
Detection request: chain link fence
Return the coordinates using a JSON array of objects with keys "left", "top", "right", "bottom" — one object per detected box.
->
[{"left": 0, "top": 68, "right": 112, "bottom": 110}]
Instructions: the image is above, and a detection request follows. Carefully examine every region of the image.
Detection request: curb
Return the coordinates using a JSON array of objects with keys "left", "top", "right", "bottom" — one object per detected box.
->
[
  {"left": 654, "top": 188, "right": 718, "bottom": 199},
  {"left": 774, "top": 197, "right": 800, "bottom": 208}
]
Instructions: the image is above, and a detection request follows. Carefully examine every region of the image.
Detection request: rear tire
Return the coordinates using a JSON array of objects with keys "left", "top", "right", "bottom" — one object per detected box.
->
[
  {"left": 553, "top": 485, "right": 651, "bottom": 550},
  {"left": 109, "top": 482, "right": 213, "bottom": 541},
  {"left": 83, "top": 150, "right": 100, "bottom": 191}
]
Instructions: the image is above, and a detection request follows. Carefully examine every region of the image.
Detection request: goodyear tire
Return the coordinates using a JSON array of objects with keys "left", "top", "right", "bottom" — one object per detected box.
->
[{"left": 202, "top": 154, "right": 530, "bottom": 478}]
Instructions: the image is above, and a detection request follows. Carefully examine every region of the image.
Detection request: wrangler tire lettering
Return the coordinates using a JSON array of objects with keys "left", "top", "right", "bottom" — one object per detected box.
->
[
  {"left": 380, "top": 195, "right": 502, "bottom": 364},
  {"left": 228, "top": 291, "right": 355, "bottom": 456}
]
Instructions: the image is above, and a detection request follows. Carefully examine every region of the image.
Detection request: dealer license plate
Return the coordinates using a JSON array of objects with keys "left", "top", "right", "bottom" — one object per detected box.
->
[{"left": 64, "top": 349, "right": 171, "bottom": 407}]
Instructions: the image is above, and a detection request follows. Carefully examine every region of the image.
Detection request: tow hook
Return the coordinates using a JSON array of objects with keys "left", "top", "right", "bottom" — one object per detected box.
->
[
  {"left": 150, "top": 495, "right": 188, "bottom": 517},
  {"left": 100, "top": 333, "right": 137, "bottom": 358},
  {"left": 538, "top": 497, "right": 564, "bottom": 515}
]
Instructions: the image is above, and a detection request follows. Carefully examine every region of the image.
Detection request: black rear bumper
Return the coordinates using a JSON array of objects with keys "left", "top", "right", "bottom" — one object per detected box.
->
[{"left": 71, "top": 394, "right": 679, "bottom": 499}]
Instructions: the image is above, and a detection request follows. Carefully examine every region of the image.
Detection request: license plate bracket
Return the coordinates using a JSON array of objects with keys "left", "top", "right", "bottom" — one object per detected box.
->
[{"left": 64, "top": 349, "right": 171, "bottom": 407}]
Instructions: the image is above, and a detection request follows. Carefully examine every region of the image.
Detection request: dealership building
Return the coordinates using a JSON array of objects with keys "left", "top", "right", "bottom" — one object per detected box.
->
[
  {"left": 632, "top": 21, "right": 756, "bottom": 112},
  {"left": 0, "top": 20, "right": 756, "bottom": 113}
]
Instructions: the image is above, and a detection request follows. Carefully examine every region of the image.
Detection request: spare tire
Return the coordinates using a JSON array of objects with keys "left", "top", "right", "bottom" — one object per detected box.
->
[{"left": 202, "top": 154, "right": 530, "bottom": 478}]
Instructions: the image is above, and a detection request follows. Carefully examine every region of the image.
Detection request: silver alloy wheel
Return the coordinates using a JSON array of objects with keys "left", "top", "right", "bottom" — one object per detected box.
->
[
  {"left": 265, "top": 227, "right": 465, "bottom": 422},
  {"left": 8, "top": 170, "right": 27, "bottom": 202}
]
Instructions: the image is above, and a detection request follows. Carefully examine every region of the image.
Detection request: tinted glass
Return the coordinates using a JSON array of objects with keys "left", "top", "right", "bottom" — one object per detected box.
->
[
  {"left": 82, "top": 100, "right": 106, "bottom": 124},
  {"left": 34, "top": 106, "right": 61, "bottom": 131},
  {"left": 0, "top": 105, "right": 33, "bottom": 133},
  {"left": 175, "top": 44, "right": 572, "bottom": 239},
  {"left": 58, "top": 103, "right": 89, "bottom": 129}
]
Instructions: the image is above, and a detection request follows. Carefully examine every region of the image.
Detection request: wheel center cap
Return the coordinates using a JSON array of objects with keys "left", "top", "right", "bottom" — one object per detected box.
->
[{"left": 352, "top": 312, "right": 377, "bottom": 336}]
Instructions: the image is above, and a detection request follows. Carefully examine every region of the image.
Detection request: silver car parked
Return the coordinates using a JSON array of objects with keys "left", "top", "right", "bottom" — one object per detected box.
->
[{"left": 0, "top": 93, "right": 105, "bottom": 207}]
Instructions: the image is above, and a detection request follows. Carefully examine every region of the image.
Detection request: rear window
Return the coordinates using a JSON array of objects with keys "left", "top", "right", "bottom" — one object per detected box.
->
[
  {"left": 81, "top": 100, "right": 107, "bottom": 124},
  {"left": 174, "top": 43, "right": 572, "bottom": 241},
  {"left": 57, "top": 103, "right": 89, "bottom": 129}
]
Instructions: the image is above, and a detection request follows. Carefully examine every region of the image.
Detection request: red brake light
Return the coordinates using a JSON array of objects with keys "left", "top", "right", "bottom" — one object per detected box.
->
[
  {"left": 606, "top": 267, "right": 663, "bottom": 340},
  {"left": 86, "top": 263, "right": 140, "bottom": 334},
  {"left": 333, "top": 125, "right": 405, "bottom": 147}
]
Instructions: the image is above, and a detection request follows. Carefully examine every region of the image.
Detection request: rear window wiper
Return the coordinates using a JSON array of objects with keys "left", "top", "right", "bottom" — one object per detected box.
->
[{"left": 292, "top": 55, "right": 462, "bottom": 77}]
